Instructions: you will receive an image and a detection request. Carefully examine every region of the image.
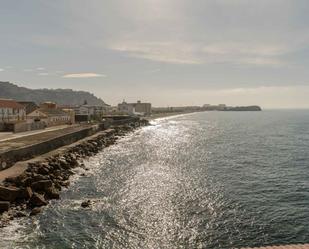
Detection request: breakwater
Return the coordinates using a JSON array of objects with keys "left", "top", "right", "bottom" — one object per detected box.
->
[{"left": 0, "top": 119, "right": 149, "bottom": 227}]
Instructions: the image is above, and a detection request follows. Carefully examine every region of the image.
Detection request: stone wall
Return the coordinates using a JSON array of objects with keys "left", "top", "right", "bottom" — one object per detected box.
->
[{"left": 13, "top": 122, "right": 46, "bottom": 133}]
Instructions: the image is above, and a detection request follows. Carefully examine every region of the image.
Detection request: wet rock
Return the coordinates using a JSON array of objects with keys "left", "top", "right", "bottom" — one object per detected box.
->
[
  {"left": 0, "top": 201, "right": 10, "bottom": 213},
  {"left": 0, "top": 186, "right": 21, "bottom": 202},
  {"left": 45, "top": 186, "right": 60, "bottom": 200},
  {"left": 30, "top": 207, "right": 42, "bottom": 216},
  {"left": 60, "top": 181, "right": 70, "bottom": 188},
  {"left": 29, "top": 193, "right": 48, "bottom": 207},
  {"left": 81, "top": 200, "right": 91, "bottom": 208},
  {"left": 53, "top": 182, "right": 62, "bottom": 191},
  {"left": 31, "top": 180, "right": 53, "bottom": 192},
  {"left": 14, "top": 211, "right": 27, "bottom": 217}
]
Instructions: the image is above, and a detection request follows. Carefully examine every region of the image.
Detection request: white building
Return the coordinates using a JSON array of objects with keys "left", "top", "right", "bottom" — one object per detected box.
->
[
  {"left": 118, "top": 101, "right": 136, "bottom": 115},
  {"left": 27, "top": 102, "right": 74, "bottom": 126},
  {"left": 118, "top": 100, "right": 152, "bottom": 116}
]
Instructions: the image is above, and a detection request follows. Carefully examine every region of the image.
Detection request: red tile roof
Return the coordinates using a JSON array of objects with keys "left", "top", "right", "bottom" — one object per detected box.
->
[{"left": 0, "top": 99, "right": 24, "bottom": 109}]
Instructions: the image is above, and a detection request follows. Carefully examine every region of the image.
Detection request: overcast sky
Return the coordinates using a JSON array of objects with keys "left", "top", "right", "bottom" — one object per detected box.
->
[{"left": 1, "top": 0, "right": 309, "bottom": 108}]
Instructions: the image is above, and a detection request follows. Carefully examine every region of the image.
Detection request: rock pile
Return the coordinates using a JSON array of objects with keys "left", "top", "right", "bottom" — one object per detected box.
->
[{"left": 0, "top": 121, "right": 149, "bottom": 226}]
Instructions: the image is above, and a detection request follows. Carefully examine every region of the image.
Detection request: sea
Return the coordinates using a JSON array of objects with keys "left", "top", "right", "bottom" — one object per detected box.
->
[{"left": 1, "top": 110, "right": 309, "bottom": 249}]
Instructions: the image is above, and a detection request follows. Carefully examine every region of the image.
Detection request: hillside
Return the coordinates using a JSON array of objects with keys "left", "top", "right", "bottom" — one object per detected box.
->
[{"left": 0, "top": 81, "right": 106, "bottom": 106}]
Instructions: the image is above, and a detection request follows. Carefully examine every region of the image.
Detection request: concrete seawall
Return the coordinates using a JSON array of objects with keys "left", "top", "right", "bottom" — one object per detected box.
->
[
  {"left": 0, "top": 124, "right": 104, "bottom": 170},
  {"left": 0, "top": 116, "right": 146, "bottom": 171}
]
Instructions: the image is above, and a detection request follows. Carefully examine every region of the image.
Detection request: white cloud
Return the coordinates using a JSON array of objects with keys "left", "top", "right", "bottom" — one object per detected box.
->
[
  {"left": 36, "top": 67, "right": 46, "bottom": 70},
  {"left": 0, "top": 68, "right": 4, "bottom": 72},
  {"left": 23, "top": 69, "right": 34, "bottom": 72},
  {"left": 62, "top": 73, "right": 106, "bottom": 78},
  {"left": 38, "top": 72, "right": 49, "bottom": 76},
  {"left": 109, "top": 40, "right": 287, "bottom": 66},
  {"left": 110, "top": 41, "right": 203, "bottom": 65}
]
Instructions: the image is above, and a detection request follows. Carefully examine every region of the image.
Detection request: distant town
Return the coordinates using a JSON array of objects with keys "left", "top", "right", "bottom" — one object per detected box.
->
[{"left": 0, "top": 97, "right": 261, "bottom": 133}]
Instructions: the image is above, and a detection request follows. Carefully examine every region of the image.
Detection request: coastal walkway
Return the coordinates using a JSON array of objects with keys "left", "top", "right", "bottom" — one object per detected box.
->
[
  {"left": 0, "top": 124, "right": 100, "bottom": 170},
  {"left": 0, "top": 128, "right": 115, "bottom": 183},
  {"left": 0, "top": 124, "right": 92, "bottom": 154},
  {"left": 242, "top": 244, "right": 309, "bottom": 248},
  {"left": 0, "top": 124, "right": 71, "bottom": 142}
]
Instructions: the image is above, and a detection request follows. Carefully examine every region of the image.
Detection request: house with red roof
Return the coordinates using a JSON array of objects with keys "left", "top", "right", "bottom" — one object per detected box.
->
[{"left": 0, "top": 99, "right": 26, "bottom": 124}]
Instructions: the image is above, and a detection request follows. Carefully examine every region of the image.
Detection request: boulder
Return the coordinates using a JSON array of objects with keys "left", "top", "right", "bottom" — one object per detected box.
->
[
  {"left": 0, "top": 186, "right": 21, "bottom": 202},
  {"left": 37, "top": 166, "right": 49, "bottom": 175},
  {"left": 29, "top": 193, "right": 48, "bottom": 207},
  {"left": 45, "top": 187, "right": 60, "bottom": 200},
  {"left": 81, "top": 200, "right": 91, "bottom": 208},
  {"left": 31, "top": 180, "right": 53, "bottom": 192},
  {"left": 30, "top": 207, "right": 42, "bottom": 216},
  {"left": 5, "top": 173, "right": 28, "bottom": 187},
  {"left": 0, "top": 201, "right": 10, "bottom": 213},
  {"left": 60, "top": 181, "right": 70, "bottom": 188},
  {"left": 14, "top": 211, "right": 27, "bottom": 217},
  {"left": 18, "top": 187, "right": 33, "bottom": 199}
]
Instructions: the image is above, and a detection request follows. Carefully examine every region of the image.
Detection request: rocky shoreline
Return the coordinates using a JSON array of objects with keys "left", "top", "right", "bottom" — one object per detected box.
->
[{"left": 0, "top": 119, "right": 149, "bottom": 227}]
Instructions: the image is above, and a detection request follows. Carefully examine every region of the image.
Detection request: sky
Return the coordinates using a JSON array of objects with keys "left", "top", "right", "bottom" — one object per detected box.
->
[{"left": 1, "top": 0, "right": 309, "bottom": 108}]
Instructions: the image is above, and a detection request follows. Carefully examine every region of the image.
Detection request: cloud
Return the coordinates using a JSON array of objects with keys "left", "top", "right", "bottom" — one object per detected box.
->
[
  {"left": 62, "top": 73, "right": 106, "bottom": 78},
  {"left": 0, "top": 68, "right": 4, "bottom": 72},
  {"left": 109, "top": 40, "right": 287, "bottom": 66},
  {"left": 109, "top": 41, "right": 203, "bottom": 65},
  {"left": 23, "top": 69, "right": 34, "bottom": 72},
  {"left": 38, "top": 72, "right": 49, "bottom": 76},
  {"left": 36, "top": 67, "right": 46, "bottom": 70}
]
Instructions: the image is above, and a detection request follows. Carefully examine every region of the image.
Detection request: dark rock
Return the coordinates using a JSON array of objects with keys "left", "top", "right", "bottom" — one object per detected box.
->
[
  {"left": 45, "top": 187, "right": 60, "bottom": 200},
  {"left": 0, "top": 186, "right": 20, "bottom": 201},
  {"left": 37, "top": 166, "right": 49, "bottom": 175},
  {"left": 54, "top": 182, "right": 62, "bottom": 191},
  {"left": 32, "top": 173, "right": 49, "bottom": 182},
  {"left": 18, "top": 187, "right": 33, "bottom": 199},
  {"left": 60, "top": 181, "right": 70, "bottom": 188},
  {"left": 29, "top": 193, "right": 48, "bottom": 207},
  {"left": 31, "top": 180, "right": 53, "bottom": 192},
  {"left": 0, "top": 201, "right": 10, "bottom": 213},
  {"left": 14, "top": 211, "right": 27, "bottom": 217},
  {"left": 30, "top": 207, "right": 42, "bottom": 216},
  {"left": 21, "top": 177, "right": 32, "bottom": 187},
  {"left": 81, "top": 200, "right": 91, "bottom": 208}
]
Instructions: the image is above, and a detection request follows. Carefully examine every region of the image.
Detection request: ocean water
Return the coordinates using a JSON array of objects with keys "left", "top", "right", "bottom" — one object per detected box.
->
[{"left": 1, "top": 110, "right": 309, "bottom": 249}]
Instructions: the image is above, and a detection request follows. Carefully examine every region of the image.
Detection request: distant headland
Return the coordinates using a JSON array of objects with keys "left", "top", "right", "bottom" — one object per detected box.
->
[{"left": 202, "top": 104, "right": 262, "bottom": 111}]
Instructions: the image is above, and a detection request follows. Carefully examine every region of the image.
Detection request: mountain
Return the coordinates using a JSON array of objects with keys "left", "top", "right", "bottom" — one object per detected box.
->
[{"left": 0, "top": 81, "right": 106, "bottom": 106}]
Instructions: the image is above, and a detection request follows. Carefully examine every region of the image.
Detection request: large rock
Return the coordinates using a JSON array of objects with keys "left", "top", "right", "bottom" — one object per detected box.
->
[
  {"left": 0, "top": 201, "right": 10, "bottom": 213},
  {"left": 81, "top": 200, "right": 91, "bottom": 208},
  {"left": 30, "top": 207, "right": 42, "bottom": 216},
  {"left": 31, "top": 180, "right": 53, "bottom": 192},
  {"left": 29, "top": 193, "right": 48, "bottom": 207},
  {"left": 18, "top": 187, "right": 33, "bottom": 199},
  {"left": 0, "top": 186, "right": 20, "bottom": 202},
  {"left": 45, "top": 187, "right": 60, "bottom": 200}
]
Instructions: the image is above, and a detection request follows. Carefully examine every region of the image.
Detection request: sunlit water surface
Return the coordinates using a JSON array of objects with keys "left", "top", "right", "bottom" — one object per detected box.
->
[{"left": 1, "top": 111, "right": 309, "bottom": 248}]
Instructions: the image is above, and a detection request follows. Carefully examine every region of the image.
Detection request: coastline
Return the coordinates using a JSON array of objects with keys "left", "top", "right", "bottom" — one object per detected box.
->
[{"left": 0, "top": 120, "right": 149, "bottom": 226}]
